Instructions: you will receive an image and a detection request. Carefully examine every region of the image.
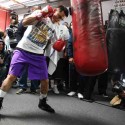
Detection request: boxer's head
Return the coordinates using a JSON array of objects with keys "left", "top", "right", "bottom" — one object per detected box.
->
[{"left": 52, "top": 5, "right": 68, "bottom": 23}]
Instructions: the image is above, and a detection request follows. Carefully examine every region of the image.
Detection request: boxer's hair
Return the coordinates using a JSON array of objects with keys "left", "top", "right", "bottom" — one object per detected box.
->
[{"left": 58, "top": 5, "right": 69, "bottom": 17}]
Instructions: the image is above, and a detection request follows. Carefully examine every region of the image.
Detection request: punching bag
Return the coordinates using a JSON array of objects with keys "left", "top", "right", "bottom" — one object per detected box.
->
[
  {"left": 71, "top": 0, "right": 108, "bottom": 76},
  {"left": 107, "top": 9, "right": 125, "bottom": 73}
]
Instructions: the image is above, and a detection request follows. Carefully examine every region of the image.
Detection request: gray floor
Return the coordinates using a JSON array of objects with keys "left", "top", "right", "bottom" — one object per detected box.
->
[{"left": 0, "top": 88, "right": 125, "bottom": 125}]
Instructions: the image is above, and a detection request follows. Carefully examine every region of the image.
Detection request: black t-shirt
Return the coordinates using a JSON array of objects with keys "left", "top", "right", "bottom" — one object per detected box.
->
[
  {"left": 6, "top": 24, "right": 18, "bottom": 49},
  {"left": 0, "top": 51, "right": 10, "bottom": 68},
  {"left": 16, "top": 20, "right": 27, "bottom": 42}
]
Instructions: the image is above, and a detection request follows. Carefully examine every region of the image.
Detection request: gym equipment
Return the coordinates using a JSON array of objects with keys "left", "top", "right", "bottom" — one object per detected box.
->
[
  {"left": 71, "top": 0, "right": 108, "bottom": 76},
  {"left": 107, "top": 9, "right": 125, "bottom": 73}
]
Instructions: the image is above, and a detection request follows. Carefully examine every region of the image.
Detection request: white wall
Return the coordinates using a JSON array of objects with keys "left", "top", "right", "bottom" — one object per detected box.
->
[
  {"left": 101, "top": 0, "right": 125, "bottom": 24},
  {"left": 101, "top": 0, "right": 114, "bottom": 24},
  {"left": 101, "top": 1, "right": 114, "bottom": 23},
  {"left": 61, "top": 15, "right": 72, "bottom": 25}
]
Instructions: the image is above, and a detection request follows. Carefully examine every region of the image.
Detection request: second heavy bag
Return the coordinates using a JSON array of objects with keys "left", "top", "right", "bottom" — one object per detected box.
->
[
  {"left": 107, "top": 9, "right": 125, "bottom": 74},
  {"left": 71, "top": 0, "right": 108, "bottom": 76}
]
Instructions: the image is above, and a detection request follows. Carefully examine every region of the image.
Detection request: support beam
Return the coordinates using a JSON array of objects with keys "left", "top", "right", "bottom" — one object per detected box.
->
[{"left": 11, "top": 0, "right": 27, "bottom": 8}]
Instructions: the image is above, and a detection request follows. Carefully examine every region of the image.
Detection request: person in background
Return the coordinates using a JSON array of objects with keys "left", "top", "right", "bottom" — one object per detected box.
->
[
  {"left": 66, "top": 22, "right": 85, "bottom": 99},
  {"left": 97, "top": 71, "right": 109, "bottom": 97},
  {"left": 5, "top": 11, "right": 19, "bottom": 88},
  {"left": 0, "top": 39, "right": 10, "bottom": 87},
  {"left": 5, "top": 11, "right": 18, "bottom": 52},
  {"left": 82, "top": 72, "right": 108, "bottom": 102},
  {"left": 45, "top": 22, "right": 70, "bottom": 94},
  {"left": 0, "top": 30, "right": 5, "bottom": 40},
  {"left": 0, "top": 5, "right": 69, "bottom": 113}
]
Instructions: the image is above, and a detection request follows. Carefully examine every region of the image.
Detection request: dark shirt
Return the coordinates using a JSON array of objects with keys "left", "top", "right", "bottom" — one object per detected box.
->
[
  {"left": 16, "top": 20, "right": 27, "bottom": 42},
  {"left": 6, "top": 24, "right": 18, "bottom": 49},
  {"left": 67, "top": 29, "right": 73, "bottom": 58},
  {"left": 0, "top": 51, "right": 10, "bottom": 68}
]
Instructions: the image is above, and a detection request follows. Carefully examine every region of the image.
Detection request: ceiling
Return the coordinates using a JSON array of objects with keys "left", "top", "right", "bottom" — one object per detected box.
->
[
  {"left": 0, "top": 0, "right": 112, "bottom": 11},
  {"left": 0, "top": 0, "right": 71, "bottom": 10}
]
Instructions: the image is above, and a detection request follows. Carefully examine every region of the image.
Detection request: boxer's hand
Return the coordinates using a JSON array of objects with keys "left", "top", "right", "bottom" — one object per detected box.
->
[{"left": 36, "top": 5, "right": 54, "bottom": 20}]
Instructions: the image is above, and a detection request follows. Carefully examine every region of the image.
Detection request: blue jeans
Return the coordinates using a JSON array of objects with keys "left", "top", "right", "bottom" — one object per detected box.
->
[{"left": 18, "top": 65, "right": 40, "bottom": 90}]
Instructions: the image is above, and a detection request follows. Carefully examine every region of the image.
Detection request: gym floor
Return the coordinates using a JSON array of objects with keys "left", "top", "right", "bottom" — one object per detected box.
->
[{"left": 0, "top": 87, "right": 125, "bottom": 125}]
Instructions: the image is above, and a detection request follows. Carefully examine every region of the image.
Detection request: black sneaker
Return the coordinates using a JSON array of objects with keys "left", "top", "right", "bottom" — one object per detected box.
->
[
  {"left": 0, "top": 97, "right": 3, "bottom": 109},
  {"left": 99, "top": 92, "right": 108, "bottom": 98},
  {"left": 82, "top": 97, "right": 94, "bottom": 103},
  {"left": 30, "top": 89, "right": 37, "bottom": 94},
  {"left": 102, "top": 93, "right": 108, "bottom": 98},
  {"left": 38, "top": 98, "right": 55, "bottom": 113}
]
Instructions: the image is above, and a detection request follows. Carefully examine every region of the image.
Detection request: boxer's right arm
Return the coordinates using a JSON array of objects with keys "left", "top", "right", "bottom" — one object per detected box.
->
[{"left": 22, "top": 11, "right": 40, "bottom": 26}]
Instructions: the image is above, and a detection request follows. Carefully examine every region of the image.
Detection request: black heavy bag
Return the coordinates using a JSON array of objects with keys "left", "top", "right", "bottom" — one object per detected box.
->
[
  {"left": 107, "top": 9, "right": 125, "bottom": 73},
  {"left": 71, "top": 0, "right": 108, "bottom": 76}
]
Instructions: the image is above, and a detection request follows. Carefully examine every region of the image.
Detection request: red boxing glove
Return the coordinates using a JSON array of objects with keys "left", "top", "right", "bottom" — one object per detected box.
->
[
  {"left": 36, "top": 5, "right": 54, "bottom": 21},
  {"left": 53, "top": 39, "right": 66, "bottom": 52},
  {"left": 41, "top": 5, "right": 54, "bottom": 17}
]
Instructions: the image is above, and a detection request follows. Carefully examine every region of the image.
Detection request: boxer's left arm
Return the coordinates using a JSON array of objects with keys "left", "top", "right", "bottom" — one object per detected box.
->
[{"left": 22, "top": 10, "right": 41, "bottom": 26}]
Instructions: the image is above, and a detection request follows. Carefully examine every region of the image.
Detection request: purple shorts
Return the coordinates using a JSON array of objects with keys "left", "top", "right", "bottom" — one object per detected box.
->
[{"left": 8, "top": 49, "right": 48, "bottom": 80}]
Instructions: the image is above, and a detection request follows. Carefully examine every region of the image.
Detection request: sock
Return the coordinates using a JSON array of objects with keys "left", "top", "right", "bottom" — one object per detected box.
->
[
  {"left": 54, "top": 84, "right": 57, "bottom": 87},
  {"left": 50, "top": 80, "right": 54, "bottom": 88},
  {"left": 0, "top": 89, "right": 7, "bottom": 98},
  {"left": 40, "top": 93, "right": 47, "bottom": 100}
]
